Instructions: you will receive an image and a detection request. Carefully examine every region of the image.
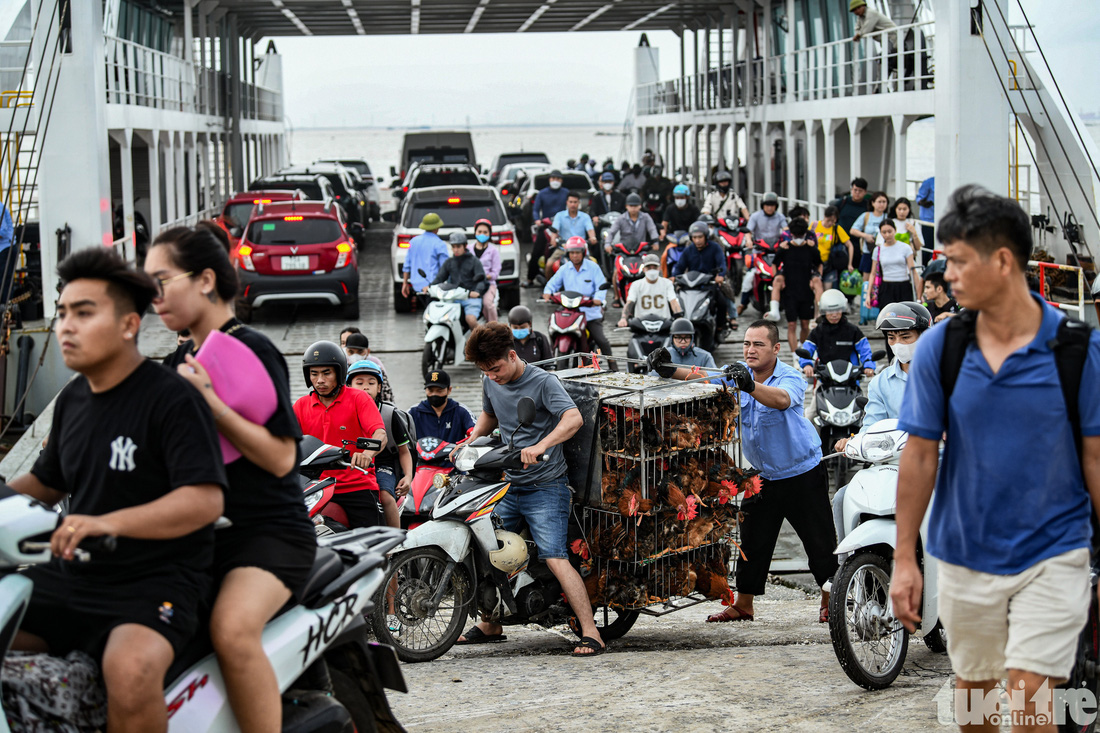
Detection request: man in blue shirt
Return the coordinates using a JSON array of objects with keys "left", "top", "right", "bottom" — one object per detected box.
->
[
  {"left": 542, "top": 238, "right": 614, "bottom": 363},
  {"left": 892, "top": 186, "right": 1100, "bottom": 725},
  {"left": 549, "top": 192, "right": 596, "bottom": 250},
  {"left": 401, "top": 212, "right": 450, "bottom": 298},
  {"left": 916, "top": 176, "right": 934, "bottom": 264},
  {"left": 525, "top": 170, "right": 571, "bottom": 286},
  {"left": 674, "top": 221, "right": 737, "bottom": 335},
  {"left": 655, "top": 320, "right": 836, "bottom": 624},
  {"left": 0, "top": 204, "right": 15, "bottom": 303}
]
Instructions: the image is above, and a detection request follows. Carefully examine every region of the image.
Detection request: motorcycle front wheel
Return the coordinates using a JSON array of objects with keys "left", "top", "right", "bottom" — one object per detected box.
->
[
  {"left": 370, "top": 546, "right": 470, "bottom": 663},
  {"left": 421, "top": 341, "right": 444, "bottom": 381},
  {"left": 829, "top": 551, "right": 909, "bottom": 690}
]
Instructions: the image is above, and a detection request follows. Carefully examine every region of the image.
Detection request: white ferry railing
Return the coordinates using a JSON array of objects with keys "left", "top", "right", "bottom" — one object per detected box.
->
[
  {"left": 636, "top": 20, "right": 934, "bottom": 115},
  {"left": 105, "top": 35, "right": 195, "bottom": 112},
  {"left": 1030, "top": 260, "right": 1087, "bottom": 318},
  {"left": 0, "top": 40, "right": 32, "bottom": 104},
  {"left": 110, "top": 206, "right": 219, "bottom": 261}
]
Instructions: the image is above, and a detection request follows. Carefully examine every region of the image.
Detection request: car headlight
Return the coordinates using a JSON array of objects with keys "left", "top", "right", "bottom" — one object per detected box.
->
[
  {"left": 862, "top": 434, "right": 897, "bottom": 462},
  {"left": 453, "top": 446, "right": 480, "bottom": 473},
  {"left": 303, "top": 490, "right": 323, "bottom": 513}
]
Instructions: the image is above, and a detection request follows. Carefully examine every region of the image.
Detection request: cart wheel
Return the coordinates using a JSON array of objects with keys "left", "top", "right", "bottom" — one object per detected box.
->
[{"left": 568, "top": 605, "right": 639, "bottom": 641}]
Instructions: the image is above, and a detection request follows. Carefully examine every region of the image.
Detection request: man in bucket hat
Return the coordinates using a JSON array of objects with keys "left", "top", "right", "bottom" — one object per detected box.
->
[{"left": 402, "top": 212, "right": 450, "bottom": 299}]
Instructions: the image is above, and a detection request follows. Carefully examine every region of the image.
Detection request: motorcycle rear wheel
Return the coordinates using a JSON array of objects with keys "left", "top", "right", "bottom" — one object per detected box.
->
[
  {"left": 829, "top": 551, "right": 909, "bottom": 690},
  {"left": 370, "top": 547, "right": 470, "bottom": 663},
  {"left": 569, "top": 605, "right": 640, "bottom": 641},
  {"left": 923, "top": 621, "right": 948, "bottom": 654}
]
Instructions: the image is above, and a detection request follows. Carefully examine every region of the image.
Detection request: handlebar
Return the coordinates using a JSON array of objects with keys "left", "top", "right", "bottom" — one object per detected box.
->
[{"left": 21, "top": 534, "right": 117, "bottom": 562}]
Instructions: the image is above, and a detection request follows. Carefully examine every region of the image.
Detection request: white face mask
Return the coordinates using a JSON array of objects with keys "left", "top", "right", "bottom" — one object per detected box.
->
[
  {"left": 674, "top": 198, "right": 687, "bottom": 208},
  {"left": 602, "top": 182, "right": 614, "bottom": 192},
  {"left": 644, "top": 269, "right": 659, "bottom": 282},
  {"left": 892, "top": 342, "right": 916, "bottom": 364},
  {"left": 549, "top": 180, "right": 562, "bottom": 190}
]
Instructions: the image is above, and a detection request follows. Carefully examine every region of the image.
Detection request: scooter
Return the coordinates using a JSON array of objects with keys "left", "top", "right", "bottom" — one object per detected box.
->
[
  {"left": 398, "top": 437, "right": 457, "bottom": 531},
  {"left": 300, "top": 435, "right": 384, "bottom": 535},
  {"left": 420, "top": 279, "right": 472, "bottom": 380},
  {"left": 0, "top": 483, "right": 408, "bottom": 733},
  {"left": 795, "top": 349, "right": 883, "bottom": 490},
  {"left": 674, "top": 270, "right": 720, "bottom": 352},
  {"left": 623, "top": 317, "right": 672, "bottom": 374},
  {"left": 611, "top": 239, "right": 651, "bottom": 304},
  {"left": 825, "top": 419, "right": 946, "bottom": 691},
  {"left": 714, "top": 218, "right": 750, "bottom": 285},
  {"left": 660, "top": 230, "right": 689, "bottom": 278},
  {"left": 370, "top": 398, "right": 637, "bottom": 663},
  {"left": 747, "top": 239, "right": 779, "bottom": 317},
  {"left": 596, "top": 211, "right": 622, "bottom": 277},
  {"left": 546, "top": 282, "right": 610, "bottom": 364},
  {"left": 644, "top": 190, "right": 664, "bottom": 216}
]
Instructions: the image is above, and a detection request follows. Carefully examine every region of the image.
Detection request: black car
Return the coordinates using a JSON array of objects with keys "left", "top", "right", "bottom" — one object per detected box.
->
[
  {"left": 249, "top": 173, "right": 336, "bottom": 204},
  {"left": 276, "top": 164, "right": 369, "bottom": 234},
  {"left": 316, "top": 158, "right": 381, "bottom": 222}
]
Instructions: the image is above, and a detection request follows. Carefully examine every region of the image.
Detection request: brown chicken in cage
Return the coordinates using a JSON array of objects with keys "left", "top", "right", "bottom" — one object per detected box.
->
[
  {"left": 662, "top": 412, "right": 705, "bottom": 452},
  {"left": 605, "top": 567, "right": 649, "bottom": 609},
  {"left": 685, "top": 515, "right": 717, "bottom": 549},
  {"left": 693, "top": 554, "right": 736, "bottom": 606},
  {"left": 583, "top": 566, "right": 608, "bottom": 607},
  {"left": 601, "top": 467, "right": 622, "bottom": 506}
]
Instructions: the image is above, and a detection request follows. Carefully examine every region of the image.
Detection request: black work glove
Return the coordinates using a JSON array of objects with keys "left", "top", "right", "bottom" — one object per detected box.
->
[
  {"left": 646, "top": 346, "right": 677, "bottom": 378},
  {"left": 724, "top": 363, "right": 755, "bottom": 393}
]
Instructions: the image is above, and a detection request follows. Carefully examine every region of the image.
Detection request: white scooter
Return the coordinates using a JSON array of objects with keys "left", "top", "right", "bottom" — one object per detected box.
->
[
  {"left": 825, "top": 418, "right": 946, "bottom": 691},
  {"left": 421, "top": 280, "right": 472, "bottom": 379},
  {"left": 0, "top": 482, "right": 408, "bottom": 732}
]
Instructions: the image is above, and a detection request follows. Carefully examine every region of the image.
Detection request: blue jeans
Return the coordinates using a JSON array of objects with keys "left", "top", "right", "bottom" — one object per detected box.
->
[
  {"left": 376, "top": 465, "right": 397, "bottom": 499},
  {"left": 492, "top": 475, "right": 570, "bottom": 559}
]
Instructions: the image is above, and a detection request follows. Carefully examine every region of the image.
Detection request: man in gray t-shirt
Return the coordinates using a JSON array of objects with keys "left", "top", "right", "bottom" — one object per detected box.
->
[{"left": 459, "top": 322, "right": 606, "bottom": 656}]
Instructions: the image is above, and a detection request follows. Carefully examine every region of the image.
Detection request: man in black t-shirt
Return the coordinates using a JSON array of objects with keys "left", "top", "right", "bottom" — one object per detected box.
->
[
  {"left": 767, "top": 218, "right": 823, "bottom": 353},
  {"left": 660, "top": 185, "right": 701, "bottom": 240},
  {"left": 922, "top": 271, "right": 959, "bottom": 323},
  {"left": 10, "top": 248, "right": 227, "bottom": 733}
]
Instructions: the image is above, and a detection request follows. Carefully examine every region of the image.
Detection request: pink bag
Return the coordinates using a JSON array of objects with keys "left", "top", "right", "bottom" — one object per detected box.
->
[
  {"left": 870, "top": 246, "right": 883, "bottom": 308},
  {"left": 194, "top": 329, "right": 277, "bottom": 464}
]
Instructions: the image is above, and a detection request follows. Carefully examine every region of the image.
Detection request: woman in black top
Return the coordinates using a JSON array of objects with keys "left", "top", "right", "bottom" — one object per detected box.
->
[{"left": 146, "top": 222, "right": 315, "bottom": 733}]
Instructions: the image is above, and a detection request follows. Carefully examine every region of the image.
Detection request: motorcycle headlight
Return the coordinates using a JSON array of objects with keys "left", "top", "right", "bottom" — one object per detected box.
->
[
  {"left": 862, "top": 434, "right": 897, "bottom": 462},
  {"left": 432, "top": 473, "right": 450, "bottom": 490},
  {"left": 303, "top": 490, "right": 323, "bottom": 513},
  {"left": 831, "top": 410, "right": 854, "bottom": 426},
  {"left": 453, "top": 446, "right": 480, "bottom": 473}
]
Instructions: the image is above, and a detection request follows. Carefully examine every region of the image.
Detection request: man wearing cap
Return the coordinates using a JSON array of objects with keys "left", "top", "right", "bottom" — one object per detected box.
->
[
  {"left": 402, "top": 212, "right": 450, "bottom": 300},
  {"left": 746, "top": 192, "right": 789, "bottom": 246},
  {"left": 526, "top": 170, "right": 571, "bottom": 287},
  {"left": 431, "top": 232, "right": 487, "bottom": 330},
  {"left": 606, "top": 193, "right": 659, "bottom": 253},
  {"left": 617, "top": 254, "right": 682, "bottom": 328},
  {"left": 408, "top": 370, "right": 476, "bottom": 449},
  {"left": 850, "top": 0, "right": 896, "bottom": 43},
  {"left": 344, "top": 333, "right": 393, "bottom": 403}
]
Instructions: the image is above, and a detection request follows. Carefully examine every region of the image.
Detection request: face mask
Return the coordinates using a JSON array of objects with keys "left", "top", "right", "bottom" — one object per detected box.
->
[
  {"left": 475, "top": 233, "right": 490, "bottom": 244},
  {"left": 549, "top": 180, "right": 562, "bottom": 190},
  {"left": 644, "top": 269, "right": 660, "bottom": 283},
  {"left": 602, "top": 183, "right": 614, "bottom": 192},
  {"left": 674, "top": 198, "right": 687, "bottom": 208},
  {"left": 427, "top": 394, "right": 447, "bottom": 408},
  {"left": 512, "top": 327, "right": 530, "bottom": 340},
  {"left": 718, "top": 183, "right": 730, "bottom": 193},
  {"left": 892, "top": 342, "right": 916, "bottom": 364}
]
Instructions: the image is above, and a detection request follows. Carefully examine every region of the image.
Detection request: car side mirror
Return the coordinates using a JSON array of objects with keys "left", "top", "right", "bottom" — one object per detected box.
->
[
  {"left": 517, "top": 397, "right": 536, "bottom": 427},
  {"left": 229, "top": 227, "right": 243, "bottom": 238},
  {"left": 871, "top": 350, "right": 887, "bottom": 361},
  {"left": 390, "top": 166, "right": 398, "bottom": 177}
]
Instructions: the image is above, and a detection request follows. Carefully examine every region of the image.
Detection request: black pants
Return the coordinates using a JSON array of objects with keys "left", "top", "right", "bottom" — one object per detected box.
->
[
  {"left": 335, "top": 489, "right": 382, "bottom": 529},
  {"left": 735, "top": 462, "right": 837, "bottom": 596},
  {"left": 526, "top": 230, "right": 550, "bottom": 281},
  {"left": 586, "top": 318, "right": 615, "bottom": 369}
]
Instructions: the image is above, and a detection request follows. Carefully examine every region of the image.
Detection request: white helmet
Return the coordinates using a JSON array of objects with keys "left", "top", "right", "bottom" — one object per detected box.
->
[
  {"left": 489, "top": 530, "right": 529, "bottom": 575},
  {"left": 819, "top": 289, "right": 847, "bottom": 314}
]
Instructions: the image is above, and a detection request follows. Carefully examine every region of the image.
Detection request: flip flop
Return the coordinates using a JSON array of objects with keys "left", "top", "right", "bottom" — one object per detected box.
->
[
  {"left": 572, "top": 636, "right": 607, "bottom": 657},
  {"left": 819, "top": 605, "right": 829, "bottom": 623},
  {"left": 456, "top": 626, "right": 508, "bottom": 645},
  {"left": 706, "top": 606, "right": 754, "bottom": 623}
]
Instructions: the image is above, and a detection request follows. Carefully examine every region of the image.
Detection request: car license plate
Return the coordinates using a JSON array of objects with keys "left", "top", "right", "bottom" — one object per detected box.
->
[{"left": 281, "top": 256, "right": 309, "bottom": 271}]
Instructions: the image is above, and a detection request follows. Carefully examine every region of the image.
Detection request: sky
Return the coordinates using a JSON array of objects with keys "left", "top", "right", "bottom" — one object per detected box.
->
[{"left": 269, "top": 0, "right": 1100, "bottom": 129}]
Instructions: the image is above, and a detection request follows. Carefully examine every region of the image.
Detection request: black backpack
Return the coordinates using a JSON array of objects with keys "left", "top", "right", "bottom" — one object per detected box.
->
[
  {"left": 827, "top": 227, "right": 850, "bottom": 271},
  {"left": 940, "top": 308, "right": 1092, "bottom": 461}
]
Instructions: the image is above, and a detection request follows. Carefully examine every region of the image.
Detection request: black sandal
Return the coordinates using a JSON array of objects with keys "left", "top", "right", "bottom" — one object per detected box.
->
[
  {"left": 571, "top": 636, "right": 607, "bottom": 657},
  {"left": 456, "top": 626, "right": 508, "bottom": 645}
]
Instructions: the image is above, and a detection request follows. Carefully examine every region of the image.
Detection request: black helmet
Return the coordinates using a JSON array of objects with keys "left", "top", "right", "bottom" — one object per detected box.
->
[
  {"left": 688, "top": 221, "right": 709, "bottom": 237},
  {"left": 876, "top": 301, "right": 932, "bottom": 332},
  {"left": 508, "top": 305, "right": 532, "bottom": 325},
  {"left": 626, "top": 193, "right": 642, "bottom": 206},
  {"left": 715, "top": 171, "right": 732, "bottom": 184},
  {"left": 302, "top": 340, "right": 347, "bottom": 389},
  {"left": 696, "top": 213, "right": 715, "bottom": 226},
  {"left": 670, "top": 318, "right": 695, "bottom": 336}
]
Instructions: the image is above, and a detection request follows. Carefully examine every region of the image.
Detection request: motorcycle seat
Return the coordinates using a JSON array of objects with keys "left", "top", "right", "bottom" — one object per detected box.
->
[{"left": 298, "top": 547, "right": 345, "bottom": 607}]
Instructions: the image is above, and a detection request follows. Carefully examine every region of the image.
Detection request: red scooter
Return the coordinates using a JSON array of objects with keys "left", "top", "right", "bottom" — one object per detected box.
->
[
  {"left": 299, "top": 434, "right": 383, "bottom": 535},
  {"left": 610, "top": 239, "right": 650, "bottom": 304},
  {"left": 399, "top": 437, "right": 457, "bottom": 530},
  {"left": 748, "top": 240, "right": 780, "bottom": 316},
  {"left": 715, "top": 217, "right": 752, "bottom": 284},
  {"left": 546, "top": 282, "right": 611, "bottom": 362}
]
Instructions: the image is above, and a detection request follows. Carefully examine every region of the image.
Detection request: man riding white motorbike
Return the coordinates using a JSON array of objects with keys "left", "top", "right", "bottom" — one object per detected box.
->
[{"left": 832, "top": 301, "right": 931, "bottom": 543}]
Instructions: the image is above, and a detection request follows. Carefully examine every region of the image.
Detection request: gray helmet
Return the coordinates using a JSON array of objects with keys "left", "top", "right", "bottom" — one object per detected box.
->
[
  {"left": 688, "top": 221, "right": 709, "bottom": 237},
  {"left": 714, "top": 170, "right": 732, "bottom": 184},
  {"left": 626, "top": 193, "right": 642, "bottom": 206},
  {"left": 670, "top": 318, "right": 695, "bottom": 336},
  {"left": 508, "top": 305, "right": 532, "bottom": 325},
  {"left": 762, "top": 191, "right": 779, "bottom": 205},
  {"left": 448, "top": 230, "right": 468, "bottom": 246},
  {"left": 302, "top": 340, "right": 347, "bottom": 389},
  {"left": 876, "top": 301, "right": 932, "bottom": 332}
]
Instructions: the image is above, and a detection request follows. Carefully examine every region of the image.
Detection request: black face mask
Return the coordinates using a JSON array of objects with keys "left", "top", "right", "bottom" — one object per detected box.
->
[
  {"left": 717, "top": 183, "right": 730, "bottom": 193},
  {"left": 427, "top": 394, "right": 447, "bottom": 408}
]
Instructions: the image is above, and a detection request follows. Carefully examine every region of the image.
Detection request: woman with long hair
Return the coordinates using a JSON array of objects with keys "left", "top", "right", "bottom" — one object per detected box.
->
[
  {"left": 850, "top": 191, "right": 889, "bottom": 281},
  {"left": 146, "top": 222, "right": 315, "bottom": 733}
]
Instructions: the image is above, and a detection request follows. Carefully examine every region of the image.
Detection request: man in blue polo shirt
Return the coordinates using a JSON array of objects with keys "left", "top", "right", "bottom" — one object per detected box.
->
[
  {"left": 891, "top": 186, "right": 1100, "bottom": 729},
  {"left": 543, "top": 238, "right": 614, "bottom": 362},
  {"left": 654, "top": 319, "right": 837, "bottom": 623},
  {"left": 549, "top": 191, "right": 596, "bottom": 250}
]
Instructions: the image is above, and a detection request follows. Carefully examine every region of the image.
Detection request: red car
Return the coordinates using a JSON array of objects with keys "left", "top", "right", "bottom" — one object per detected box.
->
[
  {"left": 235, "top": 200, "right": 362, "bottom": 323},
  {"left": 216, "top": 189, "right": 306, "bottom": 250}
]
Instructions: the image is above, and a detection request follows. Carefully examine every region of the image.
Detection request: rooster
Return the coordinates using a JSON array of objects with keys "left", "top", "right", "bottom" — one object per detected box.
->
[
  {"left": 667, "top": 484, "right": 699, "bottom": 521},
  {"left": 685, "top": 515, "right": 716, "bottom": 549},
  {"left": 601, "top": 468, "right": 622, "bottom": 506},
  {"left": 693, "top": 559, "right": 736, "bottom": 606},
  {"left": 569, "top": 538, "right": 590, "bottom": 561}
]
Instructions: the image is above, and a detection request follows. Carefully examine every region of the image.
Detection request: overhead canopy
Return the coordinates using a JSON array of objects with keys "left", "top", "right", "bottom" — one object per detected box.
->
[{"left": 175, "top": 1, "right": 740, "bottom": 37}]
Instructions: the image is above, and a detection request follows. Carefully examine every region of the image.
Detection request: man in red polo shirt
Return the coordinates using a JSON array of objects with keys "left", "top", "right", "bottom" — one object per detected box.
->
[{"left": 293, "top": 341, "right": 387, "bottom": 528}]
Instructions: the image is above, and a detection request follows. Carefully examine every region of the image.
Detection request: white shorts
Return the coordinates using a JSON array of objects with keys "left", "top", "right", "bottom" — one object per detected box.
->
[{"left": 938, "top": 547, "right": 1090, "bottom": 682}]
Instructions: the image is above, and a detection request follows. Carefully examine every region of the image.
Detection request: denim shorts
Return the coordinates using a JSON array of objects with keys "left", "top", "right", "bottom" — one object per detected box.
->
[
  {"left": 461, "top": 297, "right": 483, "bottom": 318},
  {"left": 375, "top": 464, "right": 397, "bottom": 498},
  {"left": 492, "top": 475, "right": 570, "bottom": 559}
]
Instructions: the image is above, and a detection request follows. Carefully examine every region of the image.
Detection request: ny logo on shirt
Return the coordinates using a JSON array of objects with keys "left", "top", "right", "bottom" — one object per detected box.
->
[{"left": 109, "top": 436, "right": 138, "bottom": 472}]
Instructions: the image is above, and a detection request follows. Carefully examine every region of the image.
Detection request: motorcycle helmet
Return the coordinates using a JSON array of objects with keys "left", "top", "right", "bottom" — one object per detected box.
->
[
  {"left": 688, "top": 221, "right": 709, "bottom": 238},
  {"left": 347, "top": 359, "right": 384, "bottom": 386},
  {"left": 473, "top": 218, "right": 493, "bottom": 231},
  {"left": 489, "top": 530, "right": 529, "bottom": 575},
  {"left": 626, "top": 193, "right": 642, "bottom": 206},
  {"left": 508, "top": 305, "right": 533, "bottom": 325},
  {"left": 876, "top": 301, "right": 932, "bottom": 332},
  {"left": 697, "top": 212, "right": 716, "bottom": 226},
  {"left": 762, "top": 191, "right": 779, "bottom": 206},
  {"left": 670, "top": 318, "right": 695, "bottom": 336},
  {"left": 673, "top": 183, "right": 690, "bottom": 197},
  {"left": 567, "top": 159, "right": 577, "bottom": 169},
  {"left": 302, "top": 340, "right": 347, "bottom": 389},
  {"left": 819, "top": 289, "right": 848, "bottom": 314},
  {"left": 839, "top": 269, "right": 862, "bottom": 296},
  {"left": 564, "top": 235, "right": 588, "bottom": 252},
  {"left": 448, "top": 230, "right": 468, "bottom": 246},
  {"left": 714, "top": 170, "right": 732, "bottom": 185}
]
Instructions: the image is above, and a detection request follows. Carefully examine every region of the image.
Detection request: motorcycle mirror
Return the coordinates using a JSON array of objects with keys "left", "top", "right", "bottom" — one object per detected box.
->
[
  {"left": 856, "top": 395, "right": 869, "bottom": 409},
  {"left": 599, "top": 282, "right": 611, "bottom": 290},
  {"left": 871, "top": 350, "right": 888, "bottom": 361},
  {"left": 517, "top": 397, "right": 537, "bottom": 427},
  {"left": 356, "top": 437, "right": 382, "bottom": 451},
  {"left": 795, "top": 347, "right": 813, "bottom": 359},
  {"left": 418, "top": 269, "right": 427, "bottom": 278}
]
